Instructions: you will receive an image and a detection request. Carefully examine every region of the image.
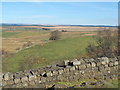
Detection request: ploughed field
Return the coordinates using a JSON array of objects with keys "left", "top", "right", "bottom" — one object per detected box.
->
[{"left": 1, "top": 26, "right": 116, "bottom": 72}]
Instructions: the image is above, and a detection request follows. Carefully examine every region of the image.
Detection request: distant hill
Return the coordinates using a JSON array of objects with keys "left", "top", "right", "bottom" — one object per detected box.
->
[
  {"left": 57, "top": 24, "right": 118, "bottom": 28},
  {"left": 0, "top": 23, "right": 118, "bottom": 28}
]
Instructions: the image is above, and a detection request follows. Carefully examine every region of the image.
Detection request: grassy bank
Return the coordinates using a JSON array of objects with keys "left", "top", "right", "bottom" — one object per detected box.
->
[{"left": 3, "top": 36, "right": 95, "bottom": 72}]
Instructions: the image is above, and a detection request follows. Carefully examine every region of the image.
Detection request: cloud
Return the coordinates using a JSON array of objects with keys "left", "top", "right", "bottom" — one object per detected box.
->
[{"left": 16, "top": 15, "right": 57, "bottom": 19}]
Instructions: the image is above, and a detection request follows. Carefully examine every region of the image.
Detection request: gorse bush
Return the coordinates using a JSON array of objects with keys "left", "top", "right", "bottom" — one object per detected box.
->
[{"left": 86, "top": 28, "right": 118, "bottom": 58}]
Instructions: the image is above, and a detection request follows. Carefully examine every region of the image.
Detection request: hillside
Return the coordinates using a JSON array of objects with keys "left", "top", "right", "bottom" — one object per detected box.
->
[{"left": 3, "top": 36, "right": 96, "bottom": 72}]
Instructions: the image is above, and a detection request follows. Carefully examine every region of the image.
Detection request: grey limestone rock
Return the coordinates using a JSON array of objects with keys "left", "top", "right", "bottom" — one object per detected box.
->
[
  {"left": 21, "top": 76, "right": 28, "bottom": 83},
  {"left": 91, "top": 62, "right": 96, "bottom": 67},
  {"left": 52, "top": 70, "right": 58, "bottom": 76},
  {"left": 3, "top": 73, "right": 9, "bottom": 81},
  {"left": 101, "top": 57, "right": 109, "bottom": 64},
  {"left": 58, "top": 69, "right": 64, "bottom": 74},
  {"left": 14, "top": 78, "right": 21, "bottom": 84},
  {"left": 101, "top": 61, "right": 106, "bottom": 65},
  {"left": 89, "top": 58, "right": 95, "bottom": 62},
  {"left": 78, "top": 65, "right": 86, "bottom": 70},
  {"left": 46, "top": 71, "right": 53, "bottom": 77},
  {"left": 96, "top": 62, "right": 101, "bottom": 66},
  {"left": 72, "top": 60, "right": 81, "bottom": 66},
  {"left": 86, "top": 63, "right": 91, "bottom": 68},
  {"left": 15, "top": 83, "right": 23, "bottom": 88},
  {"left": 114, "top": 61, "right": 118, "bottom": 66},
  {"left": 2, "top": 80, "right": 7, "bottom": 87},
  {"left": 64, "top": 60, "right": 70, "bottom": 66},
  {"left": 29, "top": 81, "right": 35, "bottom": 86},
  {"left": 70, "top": 66, "right": 76, "bottom": 71},
  {"left": 7, "top": 80, "right": 14, "bottom": 85},
  {"left": 108, "top": 62, "right": 114, "bottom": 67},
  {"left": 79, "top": 59, "right": 85, "bottom": 64},
  {"left": 41, "top": 77, "right": 46, "bottom": 83},
  {"left": 22, "top": 82, "right": 28, "bottom": 87},
  {"left": 28, "top": 75, "right": 36, "bottom": 81}
]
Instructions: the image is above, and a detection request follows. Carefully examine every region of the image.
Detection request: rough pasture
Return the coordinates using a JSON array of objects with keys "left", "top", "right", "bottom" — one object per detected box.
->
[{"left": 2, "top": 26, "right": 97, "bottom": 53}]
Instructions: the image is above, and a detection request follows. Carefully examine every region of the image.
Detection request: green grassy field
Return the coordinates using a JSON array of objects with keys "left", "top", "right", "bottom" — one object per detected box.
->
[
  {"left": 2, "top": 31, "right": 21, "bottom": 37},
  {"left": 2, "top": 26, "right": 118, "bottom": 88},
  {"left": 3, "top": 36, "right": 96, "bottom": 72},
  {"left": 3, "top": 27, "right": 45, "bottom": 31},
  {"left": 55, "top": 79, "right": 118, "bottom": 88}
]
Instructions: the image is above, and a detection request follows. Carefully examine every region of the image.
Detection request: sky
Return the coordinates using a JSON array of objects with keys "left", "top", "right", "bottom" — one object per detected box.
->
[{"left": 1, "top": 2, "right": 118, "bottom": 25}]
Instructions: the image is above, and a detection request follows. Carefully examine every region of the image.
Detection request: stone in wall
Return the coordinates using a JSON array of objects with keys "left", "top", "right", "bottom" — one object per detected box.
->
[
  {"left": 3, "top": 73, "right": 14, "bottom": 81},
  {"left": 101, "top": 57, "right": 109, "bottom": 64},
  {"left": 89, "top": 58, "right": 95, "bottom": 62},
  {"left": 86, "top": 63, "right": 91, "bottom": 68},
  {"left": 23, "top": 70, "right": 31, "bottom": 76},
  {"left": 41, "top": 77, "right": 46, "bottom": 83},
  {"left": 34, "top": 77, "right": 41, "bottom": 84},
  {"left": 7, "top": 80, "right": 14, "bottom": 85},
  {"left": 78, "top": 64, "right": 86, "bottom": 70},
  {"left": 46, "top": 76, "right": 53, "bottom": 82},
  {"left": 14, "top": 77, "right": 21, "bottom": 84},
  {"left": 41, "top": 72, "right": 46, "bottom": 77},
  {"left": 2, "top": 80, "right": 7, "bottom": 87},
  {"left": 69, "top": 66, "right": 76, "bottom": 71},
  {"left": 96, "top": 62, "right": 101, "bottom": 67},
  {"left": 3, "top": 73, "right": 10, "bottom": 81},
  {"left": 58, "top": 69, "right": 64, "bottom": 74},
  {"left": 21, "top": 76, "right": 28, "bottom": 83},
  {"left": 114, "top": 61, "right": 118, "bottom": 66},
  {"left": 64, "top": 60, "right": 70, "bottom": 66},
  {"left": 28, "top": 81, "right": 35, "bottom": 86},
  {"left": 108, "top": 62, "right": 114, "bottom": 67},
  {"left": 79, "top": 59, "right": 85, "bottom": 64},
  {"left": 13, "top": 72, "right": 24, "bottom": 79},
  {"left": 75, "top": 65, "right": 79, "bottom": 70},
  {"left": 98, "top": 65, "right": 104, "bottom": 72},
  {"left": 57, "top": 74, "right": 65, "bottom": 81},
  {"left": 101, "top": 61, "right": 106, "bottom": 65},
  {"left": 71, "top": 59, "right": 81, "bottom": 66},
  {"left": 63, "top": 66, "right": 71, "bottom": 73},
  {"left": 28, "top": 75, "right": 36, "bottom": 81},
  {"left": 52, "top": 70, "right": 58, "bottom": 76},
  {"left": 46, "top": 71, "right": 53, "bottom": 77},
  {"left": 22, "top": 82, "right": 28, "bottom": 88},
  {"left": 30, "top": 70, "right": 36, "bottom": 75},
  {"left": 91, "top": 62, "right": 96, "bottom": 67}
]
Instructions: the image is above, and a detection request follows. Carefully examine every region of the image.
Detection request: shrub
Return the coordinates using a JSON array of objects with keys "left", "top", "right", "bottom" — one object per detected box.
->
[
  {"left": 61, "top": 30, "right": 67, "bottom": 32},
  {"left": 42, "top": 28, "right": 50, "bottom": 30},
  {"left": 49, "top": 30, "right": 61, "bottom": 40},
  {"left": 86, "top": 28, "right": 118, "bottom": 58}
]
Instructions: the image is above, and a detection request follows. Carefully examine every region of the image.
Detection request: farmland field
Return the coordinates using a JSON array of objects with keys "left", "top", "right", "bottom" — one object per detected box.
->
[
  {"left": 2, "top": 26, "right": 99, "bottom": 53},
  {"left": 2, "top": 26, "right": 117, "bottom": 72}
]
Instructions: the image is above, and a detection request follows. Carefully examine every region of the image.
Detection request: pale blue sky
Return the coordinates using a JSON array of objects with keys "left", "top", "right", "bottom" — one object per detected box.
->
[{"left": 1, "top": 2, "right": 118, "bottom": 25}]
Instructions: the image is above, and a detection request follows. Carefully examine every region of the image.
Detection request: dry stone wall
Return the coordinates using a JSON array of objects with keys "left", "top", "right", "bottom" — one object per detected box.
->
[{"left": 1, "top": 57, "right": 119, "bottom": 88}]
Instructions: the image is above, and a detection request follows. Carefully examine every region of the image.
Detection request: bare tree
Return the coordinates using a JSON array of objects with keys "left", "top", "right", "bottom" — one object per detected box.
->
[
  {"left": 86, "top": 28, "right": 118, "bottom": 58},
  {"left": 49, "top": 30, "right": 61, "bottom": 40}
]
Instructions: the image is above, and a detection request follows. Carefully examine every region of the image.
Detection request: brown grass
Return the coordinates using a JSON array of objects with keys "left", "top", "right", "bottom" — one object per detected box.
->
[{"left": 2, "top": 26, "right": 115, "bottom": 53}]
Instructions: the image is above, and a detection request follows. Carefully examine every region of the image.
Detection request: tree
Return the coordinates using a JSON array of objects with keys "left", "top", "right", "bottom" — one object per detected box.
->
[
  {"left": 49, "top": 30, "right": 61, "bottom": 40},
  {"left": 86, "top": 28, "right": 118, "bottom": 58}
]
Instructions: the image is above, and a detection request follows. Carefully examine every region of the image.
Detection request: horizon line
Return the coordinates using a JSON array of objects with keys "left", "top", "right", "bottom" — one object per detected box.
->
[{"left": 1, "top": 23, "right": 118, "bottom": 26}]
